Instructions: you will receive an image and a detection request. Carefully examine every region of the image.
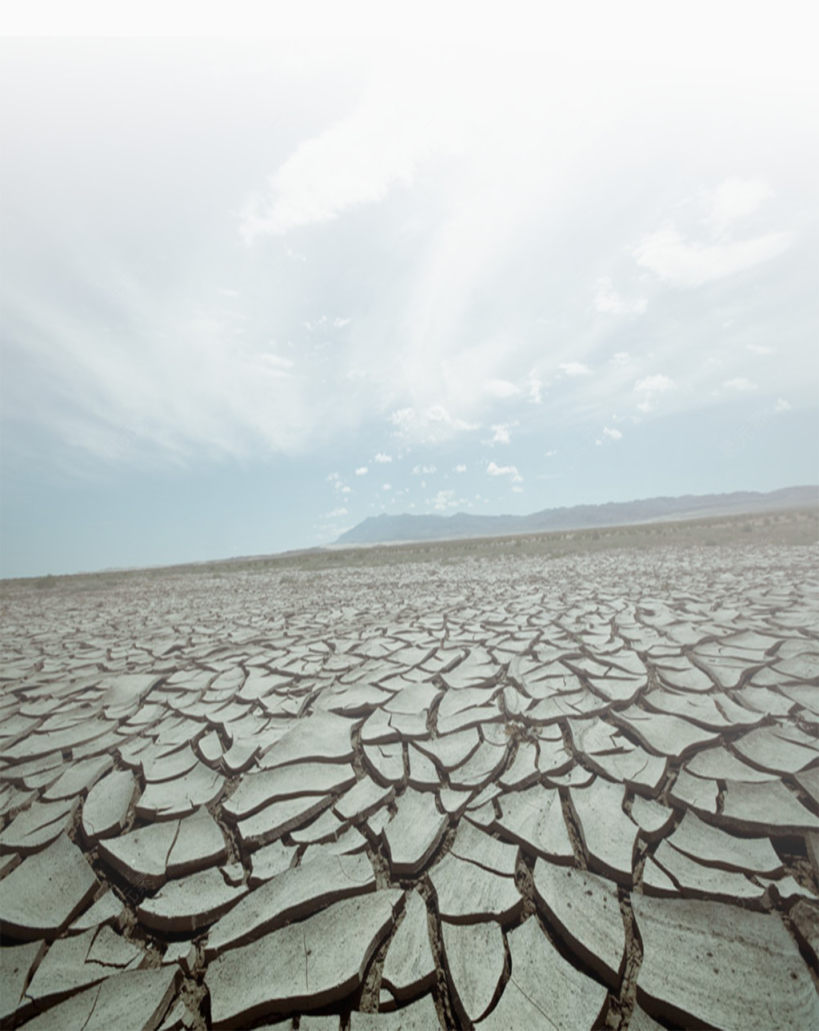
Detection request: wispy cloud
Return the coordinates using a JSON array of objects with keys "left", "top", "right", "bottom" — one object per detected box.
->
[
  {"left": 635, "top": 375, "right": 674, "bottom": 393},
  {"left": 241, "top": 106, "right": 421, "bottom": 241},
  {"left": 634, "top": 374, "right": 674, "bottom": 413},
  {"left": 390, "top": 406, "right": 478, "bottom": 444},
  {"left": 634, "top": 227, "right": 791, "bottom": 288},
  {"left": 708, "top": 177, "right": 773, "bottom": 234},
  {"left": 483, "top": 379, "right": 520, "bottom": 399},
  {"left": 633, "top": 177, "right": 791, "bottom": 289},
  {"left": 593, "top": 277, "right": 647, "bottom": 315},
  {"left": 373, "top": 452, "right": 392, "bottom": 463},
  {"left": 525, "top": 373, "right": 543, "bottom": 404},
  {"left": 559, "top": 362, "right": 591, "bottom": 377},
  {"left": 258, "top": 353, "right": 295, "bottom": 372}
]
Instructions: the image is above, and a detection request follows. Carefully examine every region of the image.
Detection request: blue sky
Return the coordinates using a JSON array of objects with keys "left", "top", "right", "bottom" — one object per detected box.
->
[{"left": 2, "top": 9, "right": 818, "bottom": 577}]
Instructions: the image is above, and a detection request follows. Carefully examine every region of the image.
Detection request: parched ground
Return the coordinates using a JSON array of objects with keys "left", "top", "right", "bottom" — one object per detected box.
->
[{"left": 1, "top": 522, "right": 818, "bottom": 1029}]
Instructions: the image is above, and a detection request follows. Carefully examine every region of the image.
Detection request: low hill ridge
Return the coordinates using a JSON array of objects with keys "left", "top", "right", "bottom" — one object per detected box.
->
[{"left": 335, "top": 485, "right": 818, "bottom": 546}]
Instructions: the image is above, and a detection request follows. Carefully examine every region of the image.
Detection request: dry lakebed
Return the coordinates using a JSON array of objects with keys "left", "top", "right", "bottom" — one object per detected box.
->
[{"left": 1, "top": 515, "right": 818, "bottom": 1029}]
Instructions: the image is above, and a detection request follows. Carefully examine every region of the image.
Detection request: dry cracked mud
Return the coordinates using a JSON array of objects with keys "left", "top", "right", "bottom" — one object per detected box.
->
[{"left": 1, "top": 536, "right": 818, "bottom": 1029}]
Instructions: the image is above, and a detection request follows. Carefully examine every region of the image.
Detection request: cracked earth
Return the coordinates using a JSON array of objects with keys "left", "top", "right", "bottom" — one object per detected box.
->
[{"left": 1, "top": 539, "right": 818, "bottom": 1029}]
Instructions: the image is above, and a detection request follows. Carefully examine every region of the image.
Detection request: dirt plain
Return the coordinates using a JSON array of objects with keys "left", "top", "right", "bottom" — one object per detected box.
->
[{"left": 1, "top": 506, "right": 818, "bottom": 1029}]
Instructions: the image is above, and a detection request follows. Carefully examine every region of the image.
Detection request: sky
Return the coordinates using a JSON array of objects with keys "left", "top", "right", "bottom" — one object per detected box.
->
[{"left": 1, "top": 4, "right": 818, "bottom": 577}]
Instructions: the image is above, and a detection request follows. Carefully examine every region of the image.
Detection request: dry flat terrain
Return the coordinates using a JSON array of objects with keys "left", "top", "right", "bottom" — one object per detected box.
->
[{"left": 1, "top": 511, "right": 818, "bottom": 1030}]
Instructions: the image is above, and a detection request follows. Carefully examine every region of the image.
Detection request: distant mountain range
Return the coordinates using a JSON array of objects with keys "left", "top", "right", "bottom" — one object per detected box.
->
[{"left": 335, "top": 485, "right": 818, "bottom": 547}]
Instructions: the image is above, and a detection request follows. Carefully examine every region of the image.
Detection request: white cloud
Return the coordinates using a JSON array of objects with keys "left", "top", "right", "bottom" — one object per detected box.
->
[
  {"left": 238, "top": 57, "right": 482, "bottom": 245},
  {"left": 602, "top": 426, "right": 623, "bottom": 440},
  {"left": 635, "top": 375, "right": 674, "bottom": 394},
  {"left": 490, "top": 423, "right": 512, "bottom": 445},
  {"left": 634, "top": 374, "right": 674, "bottom": 413},
  {"left": 747, "top": 343, "right": 774, "bottom": 355},
  {"left": 4, "top": 44, "right": 814, "bottom": 494},
  {"left": 545, "top": 449, "right": 557, "bottom": 457},
  {"left": 709, "top": 177, "right": 773, "bottom": 233},
  {"left": 634, "top": 178, "right": 789, "bottom": 289},
  {"left": 354, "top": 466, "right": 368, "bottom": 476},
  {"left": 327, "top": 471, "right": 352, "bottom": 494},
  {"left": 593, "top": 277, "right": 647, "bottom": 315},
  {"left": 526, "top": 373, "right": 543, "bottom": 404},
  {"left": 487, "top": 461, "right": 523, "bottom": 483},
  {"left": 431, "top": 489, "right": 457, "bottom": 511},
  {"left": 373, "top": 452, "right": 392, "bottom": 463},
  {"left": 259, "top": 353, "right": 294, "bottom": 371},
  {"left": 454, "top": 463, "right": 467, "bottom": 473},
  {"left": 412, "top": 464, "right": 437, "bottom": 475},
  {"left": 483, "top": 378, "right": 520, "bottom": 399},
  {"left": 512, "top": 485, "right": 524, "bottom": 493},
  {"left": 774, "top": 397, "right": 791, "bottom": 412},
  {"left": 611, "top": 352, "right": 631, "bottom": 365},
  {"left": 345, "top": 369, "right": 370, "bottom": 383},
  {"left": 327, "top": 506, "right": 348, "bottom": 517},
  {"left": 633, "top": 226, "right": 791, "bottom": 288},
  {"left": 382, "top": 483, "right": 391, "bottom": 491},
  {"left": 559, "top": 362, "right": 591, "bottom": 377},
  {"left": 724, "top": 377, "right": 758, "bottom": 392},
  {"left": 241, "top": 105, "right": 421, "bottom": 241},
  {"left": 304, "top": 315, "right": 331, "bottom": 331}
]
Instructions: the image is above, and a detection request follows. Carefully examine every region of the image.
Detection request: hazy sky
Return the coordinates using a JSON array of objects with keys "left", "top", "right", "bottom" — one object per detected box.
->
[{"left": 2, "top": 8, "right": 818, "bottom": 577}]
